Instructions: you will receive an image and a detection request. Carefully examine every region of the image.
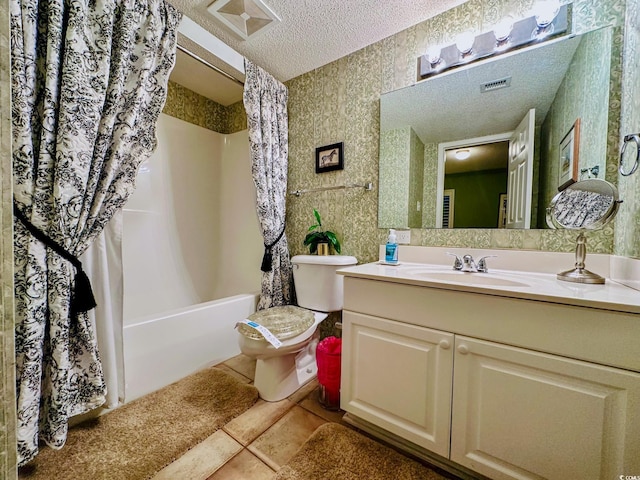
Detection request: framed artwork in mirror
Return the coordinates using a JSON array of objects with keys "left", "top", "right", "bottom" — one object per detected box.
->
[
  {"left": 558, "top": 118, "right": 580, "bottom": 191},
  {"left": 316, "top": 142, "right": 344, "bottom": 173}
]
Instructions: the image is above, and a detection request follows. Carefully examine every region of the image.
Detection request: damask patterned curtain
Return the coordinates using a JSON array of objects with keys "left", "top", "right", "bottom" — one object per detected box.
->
[
  {"left": 10, "top": 0, "right": 181, "bottom": 465},
  {"left": 243, "top": 60, "right": 293, "bottom": 310}
]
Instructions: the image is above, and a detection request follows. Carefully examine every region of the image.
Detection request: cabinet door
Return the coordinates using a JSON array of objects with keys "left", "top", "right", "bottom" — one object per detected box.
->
[
  {"left": 451, "top": 336, "right": 640, "bottom": 480},
  {"left": 341, "top": 311, "right": 454, "bottom": 457}
]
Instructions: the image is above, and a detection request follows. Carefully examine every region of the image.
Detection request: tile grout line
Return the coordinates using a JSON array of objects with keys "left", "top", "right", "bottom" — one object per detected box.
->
[
  {"left": 192, "top": 356, "right": 346, "bottom": 478},
  {"left": 222, "top": 399, "right": 296, "bottom": 447}
]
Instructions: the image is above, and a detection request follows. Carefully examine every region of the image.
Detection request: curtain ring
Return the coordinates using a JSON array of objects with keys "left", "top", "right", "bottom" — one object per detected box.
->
[{"left": 619, "top": 133, "right": 640, "bottom": 176}]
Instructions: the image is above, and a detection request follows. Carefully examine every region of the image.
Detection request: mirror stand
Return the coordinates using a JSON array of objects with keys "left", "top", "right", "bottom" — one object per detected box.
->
[
  {"left": 547, "top": 179, "right": 621, "bottom": 285},
  {"left": 557, "top": 232, "right": 605, "bottom": 284}
]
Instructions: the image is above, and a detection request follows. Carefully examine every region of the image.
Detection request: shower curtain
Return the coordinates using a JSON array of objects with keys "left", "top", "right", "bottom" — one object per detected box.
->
[
  {"left": 243, "top": 60, "right": 294, "bottom": 310},
  {"left": 11, "top": 0, "right": 181, "bottom": 465},
  {"left": 81, "top": 211, "right": 125, "bottom": 410}
]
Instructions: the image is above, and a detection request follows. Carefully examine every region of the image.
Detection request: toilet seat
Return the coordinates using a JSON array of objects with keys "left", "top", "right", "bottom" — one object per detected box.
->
[
  {"left": 237, "top": 309, "right": 328, "bottom": 401},
  {"left": 238, "top": 310, "right": 327, "bottom": 357},
  {"left": 237, "top": 305, "right": 315, "bottom": 341}
]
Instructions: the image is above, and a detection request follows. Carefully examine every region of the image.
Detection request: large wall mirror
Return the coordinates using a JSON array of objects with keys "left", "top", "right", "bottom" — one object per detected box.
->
[{"left": 378, "top": 26, "right": 613, "bottom": 230}]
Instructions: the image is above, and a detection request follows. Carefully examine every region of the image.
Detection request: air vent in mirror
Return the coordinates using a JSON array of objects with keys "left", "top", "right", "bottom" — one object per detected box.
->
[{"left": 480, "top": 76, "right": 512, "bottom": 93}]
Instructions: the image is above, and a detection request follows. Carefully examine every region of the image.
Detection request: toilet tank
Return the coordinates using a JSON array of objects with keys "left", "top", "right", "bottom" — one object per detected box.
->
[{"left": 292, "top": 255, "right": 358, "bottom": 312}]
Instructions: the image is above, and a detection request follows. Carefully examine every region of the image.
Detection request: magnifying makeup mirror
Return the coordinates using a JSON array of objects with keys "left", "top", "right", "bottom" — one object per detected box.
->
[{"left": 546, "top": 179, "right": 622, "bottom": 284}]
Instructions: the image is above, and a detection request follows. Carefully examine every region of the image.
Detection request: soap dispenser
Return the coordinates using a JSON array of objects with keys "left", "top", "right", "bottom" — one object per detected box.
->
[{"left": 385, "top": 229, "right": 398, "bottom": 264}]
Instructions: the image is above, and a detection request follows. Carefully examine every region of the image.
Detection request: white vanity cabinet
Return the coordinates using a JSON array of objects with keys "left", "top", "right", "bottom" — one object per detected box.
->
[
  {"left": 451, "top": 336, "right": 640, "bottom": 480},
  {"left": 341, "top": 311, "right": 454, "bottom": 457},
  {"left": 339, "top": 273, "right": 640, "bottom": 480}
]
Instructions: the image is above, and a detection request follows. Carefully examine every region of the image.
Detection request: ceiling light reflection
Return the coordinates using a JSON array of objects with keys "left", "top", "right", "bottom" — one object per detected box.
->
[{"left": 455, "top": 149, "right": 471, "bottom": 160}]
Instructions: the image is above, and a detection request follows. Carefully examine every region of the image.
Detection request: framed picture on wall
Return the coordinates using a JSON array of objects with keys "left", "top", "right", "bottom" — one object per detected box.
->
[
  {"left": 558, "top": 118, "right": 580, "bottom": 191},
  {"left": 315, "top": 142, "right": 344, "bottom": 173}
]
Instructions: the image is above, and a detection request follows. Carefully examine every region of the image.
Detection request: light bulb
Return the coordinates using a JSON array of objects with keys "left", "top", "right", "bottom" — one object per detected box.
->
[
  {"left": 494, "top": 16, "right": 514, "bottom": 42},
  {"left": 455, "top": 31, "right": 475, "bottom": 55},
  {"left": 426, "top": 45, "right": 442, "bottom": 65},
  {"left": 534, "top": 0, "right": 560, "bottom": 28}
]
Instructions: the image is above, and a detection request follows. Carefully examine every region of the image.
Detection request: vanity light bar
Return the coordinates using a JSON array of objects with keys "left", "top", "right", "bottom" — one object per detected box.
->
[{"left": 418, "top": 4, "right": 569, "bottom": 80}]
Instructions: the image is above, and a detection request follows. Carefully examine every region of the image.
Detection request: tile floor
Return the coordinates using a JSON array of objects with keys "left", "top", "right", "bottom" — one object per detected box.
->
[
  {"left": 150, "top": 354, "right": 349, "bottom": 480},
  {"left": 152, "top": 354, "right": 455, "bottom": 480}
]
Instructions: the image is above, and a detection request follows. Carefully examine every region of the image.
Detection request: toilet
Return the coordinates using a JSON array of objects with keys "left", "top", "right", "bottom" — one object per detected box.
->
[{"left": 237, "top": 254, "right": 357, "bottom": 401}]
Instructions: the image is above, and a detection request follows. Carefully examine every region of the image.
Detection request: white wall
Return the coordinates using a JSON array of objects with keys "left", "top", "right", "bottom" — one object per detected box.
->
[{"left": 123, "top": 114, "right": 262, "bottom": 322}]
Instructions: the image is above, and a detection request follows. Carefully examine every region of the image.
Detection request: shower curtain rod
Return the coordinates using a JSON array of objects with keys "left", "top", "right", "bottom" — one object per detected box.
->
[
  {"left": 176, "top": 44, "right": 245, "bottom": 87},
  {"left": 289, "top": 182, "right": 374, "bottom": 197}
]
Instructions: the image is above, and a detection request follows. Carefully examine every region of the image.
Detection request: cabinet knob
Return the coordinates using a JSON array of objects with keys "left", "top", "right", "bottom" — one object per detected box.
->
[
  {"left": 457, "top": 344, "right": 469, "bottom": 355},
  {"left": 439, "top": 340, "right": 450, "bottom": 350}
]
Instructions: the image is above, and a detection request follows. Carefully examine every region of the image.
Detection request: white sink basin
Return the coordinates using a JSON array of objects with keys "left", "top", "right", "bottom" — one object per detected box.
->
[{"left": 401, "top": 268, "right": 531, "bottom": 288}]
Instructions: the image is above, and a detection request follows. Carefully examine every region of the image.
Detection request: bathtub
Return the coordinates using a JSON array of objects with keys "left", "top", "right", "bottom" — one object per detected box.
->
[{"left": 123, "top": 293, "right": 258, "bottom": 402}]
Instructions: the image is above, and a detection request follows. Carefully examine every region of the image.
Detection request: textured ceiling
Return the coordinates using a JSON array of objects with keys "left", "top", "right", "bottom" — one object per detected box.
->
[{"left": 169, "top": 0, "right": 466, "bottom": 83}]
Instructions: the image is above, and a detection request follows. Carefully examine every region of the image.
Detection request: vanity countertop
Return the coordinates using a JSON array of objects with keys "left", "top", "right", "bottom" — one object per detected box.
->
[{"left": 338, "top": 262, "right": 640, "bottom": 314}]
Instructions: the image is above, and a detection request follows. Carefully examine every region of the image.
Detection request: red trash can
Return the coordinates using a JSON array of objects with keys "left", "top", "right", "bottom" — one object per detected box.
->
[{"left": 316, "top": 336, "right": 342, "bottom": 410}]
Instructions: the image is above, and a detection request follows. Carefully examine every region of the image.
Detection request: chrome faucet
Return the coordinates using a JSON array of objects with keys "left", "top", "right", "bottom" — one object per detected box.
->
[
  {"left": 446, "top": 252, "right": 463, "bottom": 270},
  {"left": 447, "top": 253, "right": 496, "bottom": 273},
  {"left": 476, "top": 255, "right": 497, "bottom": 273},
  {"left": 461, "top": 254, "right": 477, "bottom": 272}
]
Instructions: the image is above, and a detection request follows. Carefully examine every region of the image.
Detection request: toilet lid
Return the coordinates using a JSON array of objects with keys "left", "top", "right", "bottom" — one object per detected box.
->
[{"left": 238, "top": 306, "right": 315, "bottom": 341}]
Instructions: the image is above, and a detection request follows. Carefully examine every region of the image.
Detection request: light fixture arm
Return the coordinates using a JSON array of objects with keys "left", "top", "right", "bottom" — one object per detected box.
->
[{"left": 418, "top": 3, "right": 569, "bottom": 80}]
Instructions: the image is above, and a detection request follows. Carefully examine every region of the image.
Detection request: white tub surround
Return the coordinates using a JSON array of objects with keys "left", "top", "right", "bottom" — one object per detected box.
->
[
  {"left": 123, "top": 294, "right": 258, "bottom": 402},
  {"left": 121, "top": 115, "right": 262, "bottom": 402},
  {"left": 123, "top": 114, "right": 262, "bottom": 320},
  {"left": 338, "top": 254, "right": 640, "bottom": 480}
]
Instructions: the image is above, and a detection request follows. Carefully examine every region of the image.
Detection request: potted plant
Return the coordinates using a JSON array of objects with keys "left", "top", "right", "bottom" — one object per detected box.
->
[{"left": 303, "top": 209, "right": 341, "bottom": 255}]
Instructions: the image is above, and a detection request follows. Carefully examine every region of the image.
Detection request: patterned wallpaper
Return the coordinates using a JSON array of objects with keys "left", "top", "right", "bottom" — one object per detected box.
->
[
  {"left": 226, "top": 100, "right": 248, "bottom": 133},
  {"left": 616, "top": 0, "right": 640, "bottom": 257},
  {"left": 539, "top": 27, "right": 613, "bottom": 218},
  {"left": 378, "top": 128, "right": 411, "bottom": 227},
  {"left": 285, "top": 0, "right": 631, "bottom": 264},
  {"left": 163, "top": 81, "right": 247, "bottom": 134},
  {"left": 422, "top": 142, "right": 439, "bottom": 228},
  {"left": 408, "top": 128, "right": 425, "bottom": 228}
]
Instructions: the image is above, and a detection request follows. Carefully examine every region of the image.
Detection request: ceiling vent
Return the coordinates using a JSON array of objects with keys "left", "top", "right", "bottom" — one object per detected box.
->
[
  {"left": 207, "top": 0, "right": 280, "bottom": 40},
  {"left": 480, "top": 76, "right": 512, "bottom": 93}
]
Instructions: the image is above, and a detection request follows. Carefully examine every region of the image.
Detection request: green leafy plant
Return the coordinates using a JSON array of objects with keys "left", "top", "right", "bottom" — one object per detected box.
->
[{"left": 303, "top": 209, "right": 341, "bottom": 254}]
